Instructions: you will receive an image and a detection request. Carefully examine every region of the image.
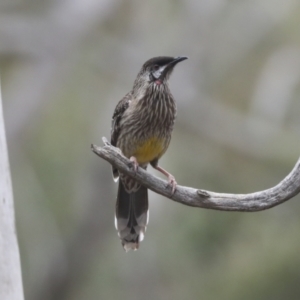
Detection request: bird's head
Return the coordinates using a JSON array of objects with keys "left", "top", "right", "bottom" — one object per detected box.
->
[{"left": 133, "top": 56, "right": 188, "bottom": 91}]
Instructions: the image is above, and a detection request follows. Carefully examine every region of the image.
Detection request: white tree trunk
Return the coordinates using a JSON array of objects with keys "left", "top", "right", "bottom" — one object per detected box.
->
[{"left": 0, "top": 79, "right": 24, "bottom": 300}]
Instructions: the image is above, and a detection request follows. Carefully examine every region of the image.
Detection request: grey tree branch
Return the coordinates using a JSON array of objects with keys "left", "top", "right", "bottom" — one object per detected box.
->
[{"left": 91, "top": 137, "right": 300, "bottom": 212}]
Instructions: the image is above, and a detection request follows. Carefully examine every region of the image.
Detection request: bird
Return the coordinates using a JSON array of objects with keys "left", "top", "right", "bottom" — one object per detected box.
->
[{"left": 110, "top": 56, "right": 187, "bottom": 251}]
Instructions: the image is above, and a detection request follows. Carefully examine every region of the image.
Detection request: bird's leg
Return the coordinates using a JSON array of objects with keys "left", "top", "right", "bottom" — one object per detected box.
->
[
  {"left": 129, "top": 156, "right": 139, "bottom": 173},
  {"left": 153, "top": 165, "right": 177, "bottom": 195}
]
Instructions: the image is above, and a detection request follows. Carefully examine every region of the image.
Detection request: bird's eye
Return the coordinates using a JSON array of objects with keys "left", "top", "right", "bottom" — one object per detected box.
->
[{"left": 153, "top": 65, "right": 160, "bottom": 71}]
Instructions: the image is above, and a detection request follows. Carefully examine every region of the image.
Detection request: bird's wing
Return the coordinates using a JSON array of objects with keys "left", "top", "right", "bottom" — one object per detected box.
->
[
  {"left": 111, "top": 92, "right": 132, "bottom": 181},
  {"left": 111, "top": 92, "right": 132, "bottom": 147}
]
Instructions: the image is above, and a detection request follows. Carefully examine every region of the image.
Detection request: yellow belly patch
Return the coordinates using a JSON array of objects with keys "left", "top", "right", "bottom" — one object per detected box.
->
[{"left": 133, "top": 137, "right": 164, "bottom": 164}]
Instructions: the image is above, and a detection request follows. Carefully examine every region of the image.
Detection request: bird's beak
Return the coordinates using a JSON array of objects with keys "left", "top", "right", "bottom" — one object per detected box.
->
[
  {"left": 170, "top": 56, "right": 188, "bottom": 65},
  {"left": 160, "top": 56, "right": 188, "bottom": 79}
]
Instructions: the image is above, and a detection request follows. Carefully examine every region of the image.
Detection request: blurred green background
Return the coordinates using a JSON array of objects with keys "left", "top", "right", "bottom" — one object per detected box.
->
[{"left": 1, "top": 0, "right": 300, "bottom": 299}]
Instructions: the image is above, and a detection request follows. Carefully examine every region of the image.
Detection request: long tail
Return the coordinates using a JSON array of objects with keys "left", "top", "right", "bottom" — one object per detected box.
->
[{"left": 115, "top": 180, "right": 149, "bottom": 252}]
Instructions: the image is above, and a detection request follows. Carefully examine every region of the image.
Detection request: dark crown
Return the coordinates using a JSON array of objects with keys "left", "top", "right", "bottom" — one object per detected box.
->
[{"left": 142, "top": 57, "right": 177, "bottom": 70}]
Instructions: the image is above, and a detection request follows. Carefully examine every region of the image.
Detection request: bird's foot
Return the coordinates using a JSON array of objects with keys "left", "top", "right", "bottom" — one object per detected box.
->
[
  {"left": 129, "top": 156, "right": 139, "bottom": 173},
  {"left": 168, "top": 174, "right": 177, "bottom": 196},
  {"left": 153, "top": 165, "right": 177, "bottom": 195}
]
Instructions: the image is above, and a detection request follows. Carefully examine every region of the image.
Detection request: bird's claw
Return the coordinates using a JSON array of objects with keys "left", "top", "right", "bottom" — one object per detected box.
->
[
  {"left": 129, "top": 156, "right": 139, "bottom": 173},
  {"left": 168, "top": 175, "right": 177, "bottom": 195}
]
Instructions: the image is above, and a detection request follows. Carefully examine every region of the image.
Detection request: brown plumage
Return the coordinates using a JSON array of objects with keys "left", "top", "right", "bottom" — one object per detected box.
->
[{"left": 111, "top": 56, "right": 187, "bottom": 251}]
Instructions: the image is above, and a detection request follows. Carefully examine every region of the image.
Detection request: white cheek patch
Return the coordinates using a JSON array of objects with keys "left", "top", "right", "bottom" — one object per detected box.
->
[{"left": 152, "top": 66, "right": 166, "bottom": 79}]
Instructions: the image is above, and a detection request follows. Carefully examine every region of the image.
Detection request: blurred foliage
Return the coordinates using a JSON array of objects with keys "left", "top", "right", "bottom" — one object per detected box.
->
[{"left": 1, "top": 0, "right": 300, "bottom": 299}]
